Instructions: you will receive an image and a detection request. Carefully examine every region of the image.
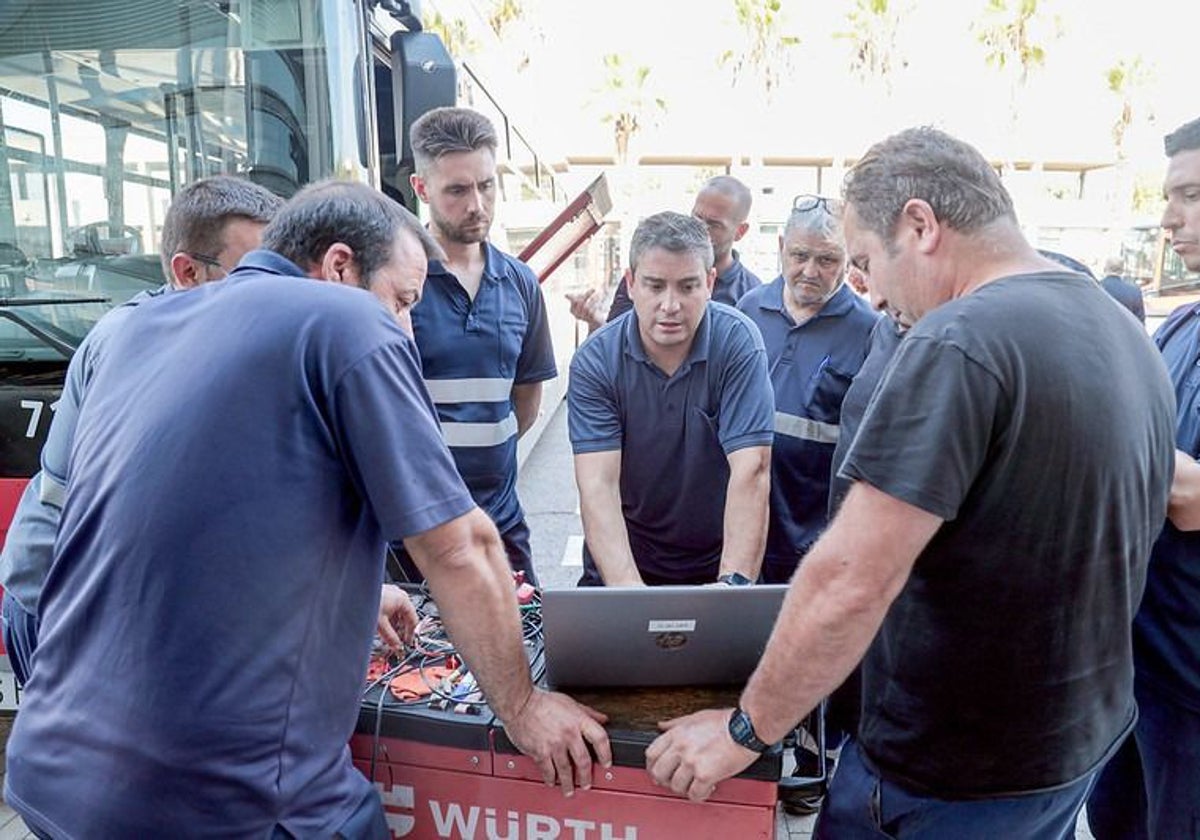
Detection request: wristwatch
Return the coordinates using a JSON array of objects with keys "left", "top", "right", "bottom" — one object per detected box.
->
[
  {"left": 728, "top": 706, "right": 771, "bottom": 753},
  {"left": 717, "top": 571, "right": 753, "bottom": 586}
]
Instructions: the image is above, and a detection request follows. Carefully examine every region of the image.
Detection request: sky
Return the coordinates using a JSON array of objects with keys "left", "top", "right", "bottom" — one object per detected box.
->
[{"left": 428, "top": 0, "right": 1199, "bottom": 178}]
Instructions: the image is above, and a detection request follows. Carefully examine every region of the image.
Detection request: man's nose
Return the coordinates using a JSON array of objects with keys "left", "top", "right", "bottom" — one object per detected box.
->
[{"left": 1161, "top": 200, "right": 1181, "bottom": 231}]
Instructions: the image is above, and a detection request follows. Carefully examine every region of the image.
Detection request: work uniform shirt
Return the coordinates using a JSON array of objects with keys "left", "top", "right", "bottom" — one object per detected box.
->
[
  {"left": 0, "top": 285, "right": 169, "bottom": 613},
  {"left": 1139, "top": 305, "right": 1200, "bottom": 712},
  {"left": 842, "top": 271, "right": 1174, "bottom": 797},
  {"left": 606, "top": 251, "right": 762, "bottom": 321},
  {"left": 5, "top": 250, "right": 475, "bottom": 837},
  {"left": 413, "top": 242, "right": 555, "bottom": 534},
  {"left": 737, "top": 280, "right": 877, "bottom": 581},
  {"left": 568, "top": 302, "right": 774, "bottom": 583}
]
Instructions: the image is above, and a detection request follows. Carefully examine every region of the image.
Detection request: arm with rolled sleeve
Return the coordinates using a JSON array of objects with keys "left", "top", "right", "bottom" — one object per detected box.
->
[
  {"left": 568, "top": 343, "right": 642, "bottom": 586},
  {"left": 715, "top": 320, "right": 775, "bottom": 581}
]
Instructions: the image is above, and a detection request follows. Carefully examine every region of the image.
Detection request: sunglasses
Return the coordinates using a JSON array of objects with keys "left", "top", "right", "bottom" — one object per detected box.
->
[{"left": 792, "top": 194, "right": 842, "bottom": 215}]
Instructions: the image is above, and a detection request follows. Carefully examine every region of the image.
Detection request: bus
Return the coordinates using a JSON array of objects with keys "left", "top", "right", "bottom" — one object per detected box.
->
[{"left": 0, "top": 0, "right": 607, "bottom": 701}]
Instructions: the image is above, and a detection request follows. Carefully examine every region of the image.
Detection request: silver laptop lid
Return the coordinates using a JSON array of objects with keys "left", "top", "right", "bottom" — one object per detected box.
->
[{"left": 540, "top": 585, "right": 788, "bottom": 689}]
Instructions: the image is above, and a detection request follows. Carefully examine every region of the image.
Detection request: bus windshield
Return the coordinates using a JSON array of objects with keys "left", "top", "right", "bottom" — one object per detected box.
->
[{"left": 0, "top": 0, "right": 341, "bottom": 353}]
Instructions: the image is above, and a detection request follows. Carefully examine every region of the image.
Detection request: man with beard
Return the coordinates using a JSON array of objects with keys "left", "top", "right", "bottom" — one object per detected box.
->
[{"left": 394, "top": 107, "right": 556, "bottom": 585}]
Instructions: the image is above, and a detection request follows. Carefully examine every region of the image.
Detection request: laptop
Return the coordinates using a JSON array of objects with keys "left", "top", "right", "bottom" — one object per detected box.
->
[{"left": 540, "top": 585, "right": 789, "bottom": 689}]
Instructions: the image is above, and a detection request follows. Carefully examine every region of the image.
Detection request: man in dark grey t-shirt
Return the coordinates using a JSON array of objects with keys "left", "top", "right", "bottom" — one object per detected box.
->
[{"left": 644, "top": 127, "right": 1175, "bottom": 839}]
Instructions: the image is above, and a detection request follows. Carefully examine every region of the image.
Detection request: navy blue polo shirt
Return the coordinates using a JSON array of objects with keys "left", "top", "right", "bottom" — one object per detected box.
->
[
  {"left": 1139, "top": 305, "right": 1200, "bottom": 711},
  {"left": 738, "top": 280, "right": 877, "bottom": 580},
  {"left": 606, "top": 252, "right": 762, "bottom": 321},
  {"left": 412, "top": 242, "right": 556, "bottom": 534},
  {"left": 5, "top": 250, "right": 475, "bottom": 836},
  {"left": 568, "top": 302, "right": 774, "bottom": 582}
]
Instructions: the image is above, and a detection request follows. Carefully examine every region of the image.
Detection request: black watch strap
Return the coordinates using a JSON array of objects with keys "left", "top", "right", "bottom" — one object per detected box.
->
[
  {"left": 717, "top": 571, "right": 753, "bottom": 586},
  {"left": 728, "top": 706, "right": 770, "bottom": 753}
]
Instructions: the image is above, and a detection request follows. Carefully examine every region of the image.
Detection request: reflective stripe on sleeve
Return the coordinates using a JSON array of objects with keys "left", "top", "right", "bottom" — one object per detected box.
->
[
  {"left": 774, "top": 411, "right": 839, "bottom": 444},
  {"left": 38, "top": 472, "right": 66, "bottom": 508}
]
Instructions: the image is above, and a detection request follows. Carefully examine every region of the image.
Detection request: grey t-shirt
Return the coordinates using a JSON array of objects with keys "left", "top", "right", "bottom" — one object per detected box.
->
[{"left": 842, "top": 271, "right": 1175, "bottom": 797}]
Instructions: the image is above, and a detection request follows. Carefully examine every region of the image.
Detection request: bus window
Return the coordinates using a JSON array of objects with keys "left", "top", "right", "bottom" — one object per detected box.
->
[{"left": 0, "top": 0, "right": 337, "bottom": 313}]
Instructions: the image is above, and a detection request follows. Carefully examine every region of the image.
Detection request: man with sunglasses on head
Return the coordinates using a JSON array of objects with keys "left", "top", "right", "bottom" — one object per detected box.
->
[
  {"left": 568, "top": 175, "right": 763, "bottom": 331},
  {"left": 0, "top": 175, "right": 282, "bottom": 687},
  {"left": 737, "top": 196, "right": 878, "bottom": 587}
]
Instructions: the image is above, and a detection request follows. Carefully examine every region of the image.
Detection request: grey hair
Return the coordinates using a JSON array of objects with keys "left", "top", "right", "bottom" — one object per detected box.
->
[
  {"left": 1165, "top": 117, "right": 1200, "bottom": 157},
  {"left": 159, "top": 175, "right": 282, "bottom": 279},
  {"left": 843, "top": 127, "right": 1015, "bottom": 244},
  {"left": 784, "top": 201, "right": 843, "bottom": 242},
  {"left": 698, "top": 175, "right": 752, "bottom": 222},
  {"left": 629, "top": 211, "right": 714, "bottom": 274},
  {"left": 261, "top": 180, "right": 444, "bottom": 278},
  {"left": 409, "top": 107, "right": 499, "bottom": 176}
]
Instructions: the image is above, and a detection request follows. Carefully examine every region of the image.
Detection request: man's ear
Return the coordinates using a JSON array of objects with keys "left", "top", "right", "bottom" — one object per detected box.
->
[
  {"left": 410, "top": 172, "right": 430, "bottom": 204},
  {"left": 316, "top": 242, "right": 359, "bottom": 286},
  {"left": 733, "top": 220, "right": 750, "bottom": 242},
  {"left": 705, "top": 266, "right": 717, "bottom": 292},
  {"left": 168, "top": 253, "right": 204, "bottom": 289},
  {"left": 623, "top": 267, "right": 634, "bottom": 291},
  {"left": 900, "top": 199, "right": 941, "bottom": 255}
]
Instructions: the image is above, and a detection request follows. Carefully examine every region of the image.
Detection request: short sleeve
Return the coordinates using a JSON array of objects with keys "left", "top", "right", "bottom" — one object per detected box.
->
[
  {"left": 567, "top": 345, "right": 623, "bottom": 454},
  {"left": 840, "top": 335, "right": 1004, "bottom": 520},
  {"left": 513, "top": 266, "right": 557, "bottom": 385},
  {"left": 607, "top": 280, "right": 633, "bottom": 322},
  {"left": 716, "top": 322, "right": 775, "bottom": 453},
  {"left": 332, "top": 339, "right": 475, "bottom": 541}
]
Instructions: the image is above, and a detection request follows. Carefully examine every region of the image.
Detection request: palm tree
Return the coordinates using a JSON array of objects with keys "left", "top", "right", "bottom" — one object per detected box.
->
[
  {"left": 1106, "top": 56, "right": 1154, "bottom": 161},
  {"left": 837, "top": 0, "right": 909, "bottom": 94},
  {"left": 972, "top": 0, "right": 1060, "bottom": 126},
  {"left": 717, "top": 0, "right": 800, "bottom": 99},
  {"left": 595, "top": 53, "right": 667, "bottom": 164}
]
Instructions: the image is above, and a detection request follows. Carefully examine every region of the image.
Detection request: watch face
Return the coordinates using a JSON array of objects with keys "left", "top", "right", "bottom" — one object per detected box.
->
[{"left": 729, "top": 708, "right": 766, "bottom": 751}]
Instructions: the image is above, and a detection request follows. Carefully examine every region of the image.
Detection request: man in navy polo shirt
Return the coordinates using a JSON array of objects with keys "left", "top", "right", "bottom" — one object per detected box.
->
[
  {"left": 5, "top": 181, "right": 610, "bottom": 837},
  {"left": 569, "top": 211, "right": 773, "bottom": 586},
  {"left": 568, "top": 175, "right": 762, "bottom": 331},
  {"left": 397, "top": 106, "right": 555, "bottom": 585},
  {"left": 1088, "top": 115, "right": 1200, "bottom": 840},
  {"left": 737, "top": 197, "right": 877, "bottom": 586}
]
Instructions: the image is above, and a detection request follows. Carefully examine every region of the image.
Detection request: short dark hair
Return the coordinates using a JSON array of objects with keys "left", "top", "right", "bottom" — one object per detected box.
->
[
  {"left": 698, "top": 175, "right": 753, "bottom": 223},
  {"left": 159, "top": 175, "right": 282, "bottom": 279},
  {"left": 843, "top": 126, "right": 1015, "bottom": 243},
  {"left": 409, "top": 107, "right": 499, "bottom": 176},
  {"left": 261, "top": 180, "right": 444, "bottom": 278},
  {"left": 629, "top": 211, "right": 713, "bottom": 274},
  {"left": 1165, "top": 117, "right": 1200, "bottom": 157}
]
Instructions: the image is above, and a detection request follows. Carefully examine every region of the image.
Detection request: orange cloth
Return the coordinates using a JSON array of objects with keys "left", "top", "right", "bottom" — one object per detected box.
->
[{"left": 389, "top": 665, "right": 456, "bottom": 701}]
